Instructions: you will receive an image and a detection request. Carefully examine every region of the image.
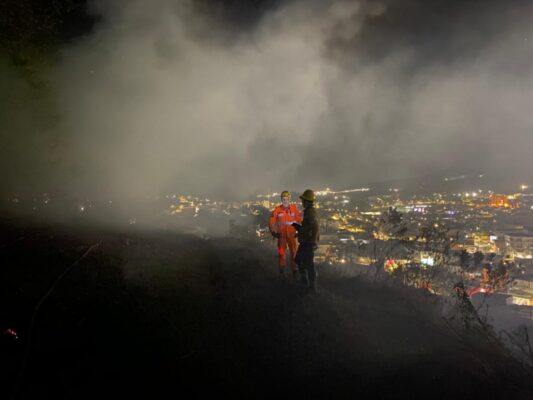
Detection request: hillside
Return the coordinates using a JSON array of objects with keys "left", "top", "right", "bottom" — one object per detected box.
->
[{"left": 1, "top": 218, "right": 532, "bottom": 399}]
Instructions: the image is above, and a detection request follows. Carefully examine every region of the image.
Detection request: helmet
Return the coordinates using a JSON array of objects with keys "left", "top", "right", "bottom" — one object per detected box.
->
[
  {"left": 299, "top": 189, "right": 315, "bottom": 202},
  {"left": 280, "top": 190, "right": 291, "bottom": 199}
]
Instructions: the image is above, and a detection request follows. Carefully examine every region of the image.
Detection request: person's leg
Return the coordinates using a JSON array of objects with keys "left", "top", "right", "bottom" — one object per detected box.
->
[
  {"left": 299, "top": 243, "right": 316, "bottom": 292},
  {"left": 277, "top": 237, "right": 287, "bottom": 275},
  {"left": 295, "top": 245, "right": 305, "bottom": 283},
  {"left": 287, "top": 236, "right": 299, "bottom": 278},
  {"left": 298, "top": 243, "right": 312, "bottom": 287},
  {"left": 308, "top": 256, "right": 317, "bottom": 293}
]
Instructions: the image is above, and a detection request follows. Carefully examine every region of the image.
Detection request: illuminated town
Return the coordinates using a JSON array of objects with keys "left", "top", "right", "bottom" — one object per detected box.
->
[{"left": 6, "top": 181, "right": 533, "bottom": 314}]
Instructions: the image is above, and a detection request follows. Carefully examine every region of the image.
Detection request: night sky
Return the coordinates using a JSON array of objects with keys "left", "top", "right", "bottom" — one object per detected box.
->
[{"left": 1, "top": 0, "right": 532, "bottom": 199}]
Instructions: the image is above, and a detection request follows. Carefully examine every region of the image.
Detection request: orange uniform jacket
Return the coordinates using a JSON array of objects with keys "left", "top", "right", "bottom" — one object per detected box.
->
[{"left": 269, "top": 204, "right": 302, "bottom": 238}]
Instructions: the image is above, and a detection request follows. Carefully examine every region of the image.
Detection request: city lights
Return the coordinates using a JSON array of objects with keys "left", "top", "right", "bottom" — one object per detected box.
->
[{"left": 8, "top": 183, "right": 533, "bottom": 278}]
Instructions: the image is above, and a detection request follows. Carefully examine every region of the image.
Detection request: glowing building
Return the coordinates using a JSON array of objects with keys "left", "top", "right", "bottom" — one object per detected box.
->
[
  {"left": 488, "top": 194, "right": 517, "bottom": 209},
  {"left": 505, "top": 232, "right": 533, "bottom": 259}
]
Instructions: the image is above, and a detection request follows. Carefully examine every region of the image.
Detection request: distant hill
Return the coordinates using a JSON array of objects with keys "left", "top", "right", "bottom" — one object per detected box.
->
[
  {"left": 356, "top": 171, "right": 530, "bottom": 196},
  {"left": 1, "top": 219, "right": 532, "bottom": 399}
]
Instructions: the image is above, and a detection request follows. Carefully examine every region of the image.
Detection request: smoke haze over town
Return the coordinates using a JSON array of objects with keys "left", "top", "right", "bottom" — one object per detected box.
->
[{"left": 1, "top": 0, "right": 532, "bottom": 202}]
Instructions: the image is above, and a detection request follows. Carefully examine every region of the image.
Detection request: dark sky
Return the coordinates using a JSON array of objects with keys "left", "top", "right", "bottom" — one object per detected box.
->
[{"left": 1, "top": 0, "right": 532, "bottom": 200}]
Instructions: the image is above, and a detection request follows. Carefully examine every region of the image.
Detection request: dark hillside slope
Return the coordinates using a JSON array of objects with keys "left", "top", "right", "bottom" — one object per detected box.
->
[{"left": 1, "top": 219, "right": 532, "bottom": 399}]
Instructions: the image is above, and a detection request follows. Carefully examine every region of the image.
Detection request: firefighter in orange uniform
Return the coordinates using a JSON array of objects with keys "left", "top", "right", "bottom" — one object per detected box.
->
[{"left": 269, "top": 191, "right": 302, "bottom": 278}]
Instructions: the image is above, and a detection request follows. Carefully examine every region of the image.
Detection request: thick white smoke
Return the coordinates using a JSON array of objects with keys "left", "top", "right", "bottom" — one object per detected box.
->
[
  {"left": 56, "top": 1, "right": 335, "bottom": 198},
  {"left": 4, "top": 0, "right": 532, "bottom": 200}
]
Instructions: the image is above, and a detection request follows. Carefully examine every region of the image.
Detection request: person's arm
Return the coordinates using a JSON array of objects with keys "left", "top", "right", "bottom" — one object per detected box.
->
[
  {"left": 300, "top": 208, "right": 319, "bottom": 243},
  {"left": 291, "top": 206, "right": 302, "bottom": 233},
  {"left": 309, "top": 209, "right": 319, "bottom": 243},
  {"left": 269, "top": 209, "right": 279, "bottom": 238},
  {"left": 294, "top": 205, "right": 303, "bottom": 224}
]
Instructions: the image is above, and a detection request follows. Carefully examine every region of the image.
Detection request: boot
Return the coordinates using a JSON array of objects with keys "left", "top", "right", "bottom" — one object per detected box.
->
[
  {"left": 292, "top": 270, "right": 299, "bottom": 281},
  {"left": 309, "top": 279, "right": 318, "bottom": 294},
  {"left": 299, "top": 271, "right": 309, "bottom": 287}
]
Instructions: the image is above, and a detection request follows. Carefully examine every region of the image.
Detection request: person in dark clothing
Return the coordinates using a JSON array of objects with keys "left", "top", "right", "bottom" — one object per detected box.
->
[{"left": 293, "top": 189, "right": 320, "bottom": 293}]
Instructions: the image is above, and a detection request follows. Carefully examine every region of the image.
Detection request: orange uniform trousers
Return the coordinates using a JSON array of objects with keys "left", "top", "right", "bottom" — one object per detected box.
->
[{"left": 277, "top": 234, "right": 298, "bottom": 272}]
